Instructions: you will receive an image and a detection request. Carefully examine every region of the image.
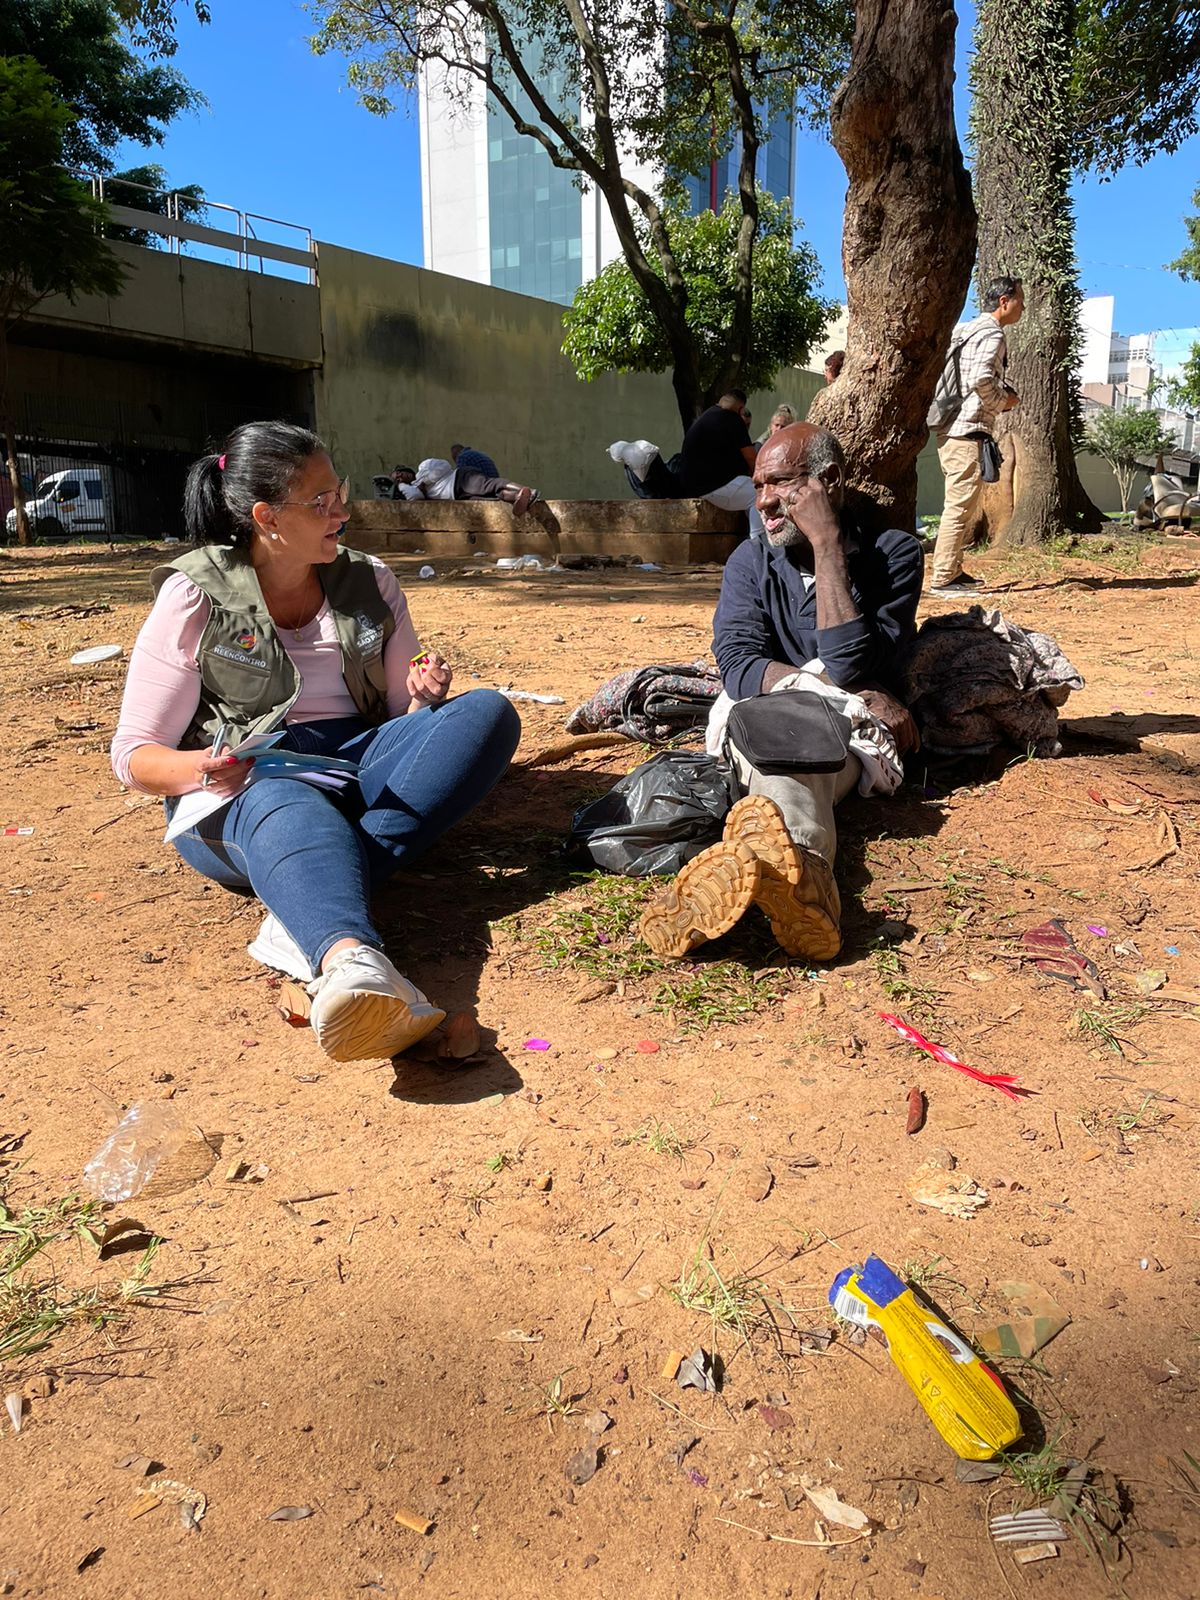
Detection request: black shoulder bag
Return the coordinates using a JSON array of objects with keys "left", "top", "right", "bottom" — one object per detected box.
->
[{"left": 725, "top": 691, "right": 852, "bottom": 775}]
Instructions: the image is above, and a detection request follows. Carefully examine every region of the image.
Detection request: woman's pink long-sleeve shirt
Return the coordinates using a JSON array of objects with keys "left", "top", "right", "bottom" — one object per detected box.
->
[{"left": 111, "top": 557, "right": 421, "bottom": 792}]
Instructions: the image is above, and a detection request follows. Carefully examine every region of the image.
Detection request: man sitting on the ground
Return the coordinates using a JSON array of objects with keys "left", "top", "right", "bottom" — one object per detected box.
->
[
  {"left": 451, "top": 442, "right": 501, "bottom": 479},
  {"left": 415, "top": 456, "right": 538, "bottom": 516},
  {"left": 679, "top": 390, "right": 766, "bottom": 540},
  {"left": 638, "top": 421, "right": 923, "bottom": 963}
]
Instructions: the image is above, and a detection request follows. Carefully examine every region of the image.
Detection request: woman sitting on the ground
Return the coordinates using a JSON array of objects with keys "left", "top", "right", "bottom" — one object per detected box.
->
[{"left": 110, "top": 421, "right": 521, "bottom": 1064}]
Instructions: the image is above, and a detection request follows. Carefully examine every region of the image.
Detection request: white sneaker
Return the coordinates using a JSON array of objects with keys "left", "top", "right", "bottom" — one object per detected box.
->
[
  {"left": 306, "top": 945, "right": 445, "bottom": 1063},
  {"left": 247, "top": 912, "right": 315, "bottom": 982}
]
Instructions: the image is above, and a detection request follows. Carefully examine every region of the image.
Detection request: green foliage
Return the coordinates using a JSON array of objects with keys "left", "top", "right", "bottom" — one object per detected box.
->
[
  {"left": 0, "top": 55, "right": 125, "bottom": 543},
  {"left": 1168, "top": 184, "right": 1200, "bottom": 281},
  {"left": 111, "top": 0, "right": 210, "bottom": 58},
  {"left": 1084, "top": 406, "right": 1173, "bottom": 510},
  {"left": 0, "top": 57, "right": 126, "bottom": 325},
  {"left": 562, "top": 194, "right": 831, "bottom": 394},
  {"left": 0, "top": 0, "right": 202, "bottom": 171},
  {"left": 1167, "top": 342, "right": 1200, "bottom": 414},
  {"left": 1071, "top": 0, "right": 1200, "bottom": 172}
]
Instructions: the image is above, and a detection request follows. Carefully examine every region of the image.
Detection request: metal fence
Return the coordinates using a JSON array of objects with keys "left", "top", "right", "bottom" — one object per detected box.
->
[
  {"left": 74, "top": 170, "right": 318, "bottom": 285},
  {"left": 3, "top": 391, "right": 311, "bottom": 543}
]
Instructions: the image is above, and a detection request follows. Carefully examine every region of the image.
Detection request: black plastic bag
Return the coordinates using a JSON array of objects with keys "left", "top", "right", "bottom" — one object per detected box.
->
[{"left": 567, "top": 751, "right": 736, "bottom": 876}]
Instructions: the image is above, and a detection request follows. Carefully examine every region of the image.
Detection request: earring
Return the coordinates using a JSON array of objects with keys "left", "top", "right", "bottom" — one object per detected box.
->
[{"left": 270, "top": 532, "right": 279, "bottom": 541}]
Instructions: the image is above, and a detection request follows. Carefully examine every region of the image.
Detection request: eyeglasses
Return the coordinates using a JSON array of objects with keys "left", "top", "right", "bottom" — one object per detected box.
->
[{"left": 277, "top": 477, "right": 351, "bottom": 517}]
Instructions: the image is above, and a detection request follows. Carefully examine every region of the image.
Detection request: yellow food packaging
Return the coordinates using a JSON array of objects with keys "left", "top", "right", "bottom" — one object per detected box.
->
[{"left": 830, "top": 1255, "right": 1021, "bottom": 1459}]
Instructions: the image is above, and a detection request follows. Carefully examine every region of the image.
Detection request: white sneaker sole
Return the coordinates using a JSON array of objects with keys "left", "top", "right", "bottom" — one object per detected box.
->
[{"left": 313, "top": 990, "right": 446, "bottom": 1063}]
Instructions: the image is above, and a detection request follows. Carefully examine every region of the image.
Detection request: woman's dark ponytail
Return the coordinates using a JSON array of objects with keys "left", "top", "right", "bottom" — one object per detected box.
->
[
  {"left": 183, "top": 421, "right": 326, "bottom": 552},
  {"left": 183, "top": 453, "right": 239, "bottom": 545}
]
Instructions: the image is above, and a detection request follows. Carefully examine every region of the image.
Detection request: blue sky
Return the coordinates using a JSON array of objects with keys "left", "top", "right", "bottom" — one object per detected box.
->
[{"left": 119, "top": 0, "right": 1199, "bottom": 340}]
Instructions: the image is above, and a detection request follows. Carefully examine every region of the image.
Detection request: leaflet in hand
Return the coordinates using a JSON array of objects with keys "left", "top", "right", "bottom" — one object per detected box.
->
[{"left": 163, "top": 730, "right": 360, "bottom": 844}]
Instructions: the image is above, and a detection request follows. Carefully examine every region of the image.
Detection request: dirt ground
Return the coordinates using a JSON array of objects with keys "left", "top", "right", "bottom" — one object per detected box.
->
[{"left": 1, "top": 531, "right": 1199, "bottom": 1600}]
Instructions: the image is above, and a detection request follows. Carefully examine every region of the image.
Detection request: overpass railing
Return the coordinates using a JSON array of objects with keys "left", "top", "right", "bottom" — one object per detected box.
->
[{"left": 74, "top": 171, "right": 318, "bottom": 285}]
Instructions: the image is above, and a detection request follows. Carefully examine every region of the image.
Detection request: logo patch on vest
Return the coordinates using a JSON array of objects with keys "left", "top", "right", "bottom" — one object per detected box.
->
[
  {"left": 210, "top": 643, "right": 270, "bottom": 670},
  {"left": 354, "top": 611, "right": 384, "bottom": 654},
  {"left": 234, "top": 630, "right": 257, "bottom": 652}
]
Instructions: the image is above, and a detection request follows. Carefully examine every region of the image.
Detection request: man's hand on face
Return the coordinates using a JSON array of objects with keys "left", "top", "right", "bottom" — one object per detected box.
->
[
  {"left": 855, "top": 688, "right": 920, "bottom": 756},
  {"left": 777, "top": 472, "right": 841, "bottom": 550}
]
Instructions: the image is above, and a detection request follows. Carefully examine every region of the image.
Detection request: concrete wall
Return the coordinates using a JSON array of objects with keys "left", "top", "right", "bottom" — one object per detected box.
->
[
  {"left": 31, "top": 241, "right": 321, "bottom": 368},
  {"left": 1075, "top": 451, "right": 1148, "bottom": 515},
  {"left": 909, "top": 443, "right": 1141, "bottom": 525},
  {"left": 314, "top": 240, "right": 823, "bottom": 499}
]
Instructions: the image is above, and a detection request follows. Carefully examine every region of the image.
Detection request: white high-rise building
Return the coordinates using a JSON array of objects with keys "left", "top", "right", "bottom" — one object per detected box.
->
[{"left": 418, "top": 51, "right": 796, "bottom": 306}]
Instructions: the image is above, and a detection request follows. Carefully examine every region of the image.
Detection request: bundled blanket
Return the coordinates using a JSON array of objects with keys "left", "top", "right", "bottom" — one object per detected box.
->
[
  {"left": 903, "top": 607, "right": 1083, "bottom": 756},
  {"left": 566, "top": 661, "right": 723, "bottom": 743}
]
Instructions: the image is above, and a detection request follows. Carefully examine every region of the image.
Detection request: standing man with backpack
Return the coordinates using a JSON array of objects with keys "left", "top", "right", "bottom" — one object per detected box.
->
[{"left": 927, "top": 277, "right": 1025, "bottom": 597}]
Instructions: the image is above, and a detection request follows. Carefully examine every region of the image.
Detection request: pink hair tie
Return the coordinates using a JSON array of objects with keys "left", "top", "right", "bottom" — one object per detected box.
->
[{"left": 217, "top": 454, "right": 226, "bottom": 470}]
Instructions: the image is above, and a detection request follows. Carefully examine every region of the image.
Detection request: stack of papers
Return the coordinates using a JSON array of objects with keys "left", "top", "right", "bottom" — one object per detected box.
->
[{"left": 164, "top": 730, "right": 360, "bottom": 843}]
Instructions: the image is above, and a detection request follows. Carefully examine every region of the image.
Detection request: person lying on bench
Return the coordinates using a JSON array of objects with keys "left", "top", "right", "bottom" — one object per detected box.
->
[
  {"left": 639, "top": 422, "right": 923, "bottom": 963},
  {"left": 415, "top": 455, "right": 538, "bottom": 517}
]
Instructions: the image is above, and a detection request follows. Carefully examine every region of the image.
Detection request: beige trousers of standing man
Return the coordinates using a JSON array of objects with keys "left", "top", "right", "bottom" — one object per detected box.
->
[{"left": 931, "top": 435, "right": 984, "bottom": 587}]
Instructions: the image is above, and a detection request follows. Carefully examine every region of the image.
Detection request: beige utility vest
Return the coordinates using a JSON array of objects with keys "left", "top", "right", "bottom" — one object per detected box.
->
[{"left": 152, "top": 544, "right": 395, "bottom": 752}]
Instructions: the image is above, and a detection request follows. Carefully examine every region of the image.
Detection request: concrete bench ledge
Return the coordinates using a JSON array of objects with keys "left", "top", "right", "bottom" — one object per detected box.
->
[{"left": 344, "top": 497, "right": 743, "bottom": 565}]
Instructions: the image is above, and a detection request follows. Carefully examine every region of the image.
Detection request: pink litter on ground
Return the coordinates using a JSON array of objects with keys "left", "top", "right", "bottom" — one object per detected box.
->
[
  {"left": 877, "top": 1013, "right": 1033, "bottom": 1101},
  {"left": 523, "top": 1039, "right": 550, "bottom": 1051},
  {"left": 1086, "top": 924, "right": 1109, "bottom": 937}
]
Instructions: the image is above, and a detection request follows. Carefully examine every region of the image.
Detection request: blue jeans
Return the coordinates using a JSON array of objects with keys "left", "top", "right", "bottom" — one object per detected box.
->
[{"left": 171, "top": 690, "right": 521, "bottom": 971}]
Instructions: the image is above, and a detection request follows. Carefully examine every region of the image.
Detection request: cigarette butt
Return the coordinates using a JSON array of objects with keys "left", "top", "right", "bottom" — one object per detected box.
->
[
  {"left": 660, "top": 1349, "right": 684, "bottom": 1381},
  {"left": 394, "top": 1507, "right": 434, "bottom": 1535}
]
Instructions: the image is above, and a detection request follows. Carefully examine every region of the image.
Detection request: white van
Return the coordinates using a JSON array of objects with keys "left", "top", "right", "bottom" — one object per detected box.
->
[{"left": 3, "top": 465, "right": 123, "bottom": 541}]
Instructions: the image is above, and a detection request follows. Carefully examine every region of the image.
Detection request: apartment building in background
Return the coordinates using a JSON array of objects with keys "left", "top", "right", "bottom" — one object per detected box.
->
[
  {"left": 418, "top": 48, "right": 796, "bottom": 307},
  {"left": 1079, "top": 294, "right": 1199, "bottom": 450}
]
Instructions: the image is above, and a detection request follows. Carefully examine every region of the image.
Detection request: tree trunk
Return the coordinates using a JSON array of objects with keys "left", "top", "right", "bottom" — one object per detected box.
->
[
  {"left": 807, "top": 0, "right": 975, "bottom": 531},
  {"left": 0, "top": 331, "right": 29, "bottom": 547},
  {"left": 971, "top": 0, "right": 1102, "bottom": 545}
]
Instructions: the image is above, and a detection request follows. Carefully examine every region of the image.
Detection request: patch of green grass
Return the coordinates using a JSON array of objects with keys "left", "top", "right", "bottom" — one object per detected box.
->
[
  {"left": 666, "top": 1236, "right": 826, "bottom": 1358},
  {"left": 1080, "top": 1092, "right": 1170, "bottom": 1140},
  {"left": 459, "top": 1180, "right": 494, "bottom": 1217},
  {"left": 903, "top": 1254, "right": 985, "bottom": 1321},
  {"left": 1073, "top": 1001, "right": 1149, "bottom": 1057},
  {"left": 0, "top": 1185, "right": 163, "bottom": 1369},
  {"left": 871, "top": 941, "right": 941, "bottom": 1018},
  {"left": 514, "top": 871, "right": 783, "bottom": 1032},
  {"left": 668, "top": 1246, "right": 770, "bottom": 1347},
  {"left": 651, "top": 963, "right": 781, "bottom": 1030},
  {"left": 484, "top": 1151, "right": 516, "bottom": 1175},
  {"left": 530, "top": 1371, "right": 581, "bottom": 1432},
  {"left": 1001, "top": 1439, "right": 1070, "bottom": 1503},
  {"left": 1169, "top": 1450, "right": 1200, "bottom": 1513},
  {"left": 615, "top": 1119, "right": 693, "bottom": 1160}
]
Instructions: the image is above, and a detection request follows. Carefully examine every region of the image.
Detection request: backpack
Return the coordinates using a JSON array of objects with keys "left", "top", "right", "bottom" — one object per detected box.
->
[{"left": 926, "top": 321, "right": 988, "bottom": 430}]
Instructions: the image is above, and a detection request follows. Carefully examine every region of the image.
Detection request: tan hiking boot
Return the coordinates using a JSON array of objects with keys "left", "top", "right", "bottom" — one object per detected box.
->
[
  {"left": 638, "top": 840, "right": 761, "bottom": 959},
  {"left": 722, "top": 795, "right": 842, "bottom": 961}
]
